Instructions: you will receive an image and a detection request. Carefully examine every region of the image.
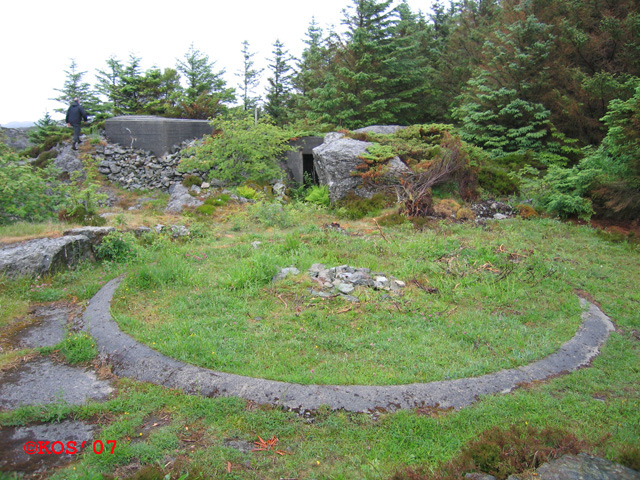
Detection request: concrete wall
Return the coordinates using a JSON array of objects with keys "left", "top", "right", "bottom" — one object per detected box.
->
[
  {"left": 285, "top": 136, "right": 324, "bottom": 184},
  {"left": 105, "top": 116, "right": 213, "bottom": 157}
]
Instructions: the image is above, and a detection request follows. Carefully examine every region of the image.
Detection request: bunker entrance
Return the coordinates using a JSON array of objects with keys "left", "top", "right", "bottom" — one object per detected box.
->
[{"left": 303, "top": 154, "right": 318, "bottom": 185}]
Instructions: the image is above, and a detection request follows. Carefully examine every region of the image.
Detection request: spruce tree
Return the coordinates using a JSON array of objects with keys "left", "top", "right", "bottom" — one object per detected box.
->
[
  {"left": 237, "top": 40, "right": 263, "bottom": 112},
  {"left": 176, "top": 43, "right": 235, "bottom": 107},
  {"left": 52, "top": 59, "right": 101, "bottom": 117},
  {"left": 264, "top": 39, "right": 293, "bottom": 125}
]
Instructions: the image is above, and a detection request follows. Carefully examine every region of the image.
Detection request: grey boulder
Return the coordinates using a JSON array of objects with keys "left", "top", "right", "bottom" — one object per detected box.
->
[{"left": 0, "top": 235, "right": 91, "bottom": 278}]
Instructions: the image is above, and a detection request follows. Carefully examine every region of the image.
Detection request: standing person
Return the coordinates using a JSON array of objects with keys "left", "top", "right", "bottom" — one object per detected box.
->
[{"left": 66, "top": 98, "right": 88, "bottom": 150}]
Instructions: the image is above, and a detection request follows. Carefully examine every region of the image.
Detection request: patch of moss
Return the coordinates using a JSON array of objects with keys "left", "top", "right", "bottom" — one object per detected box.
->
[
  {"left": 456, "top": 207, "right": 476, "bottom": 221},
  {"left": 335, "top": 192, "right": 390, "bottom": 220},
  {"left": 182, "top": 175, "right": 203, "bottom": 188},
  {"left": 515, "top": 204, "right": 539, "bottom": 219}
]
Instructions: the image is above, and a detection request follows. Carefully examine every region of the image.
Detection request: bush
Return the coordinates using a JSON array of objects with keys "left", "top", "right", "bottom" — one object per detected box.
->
[
  {"left": 94, "top": 231, "right": 138, "bottom": 262},
  {"left": 393, "top": 424, "right": 585, "bottom": 480},
  {"left": 179, "top": 112, "right": 293, "bottom": 184},
  {"left": 196, "top": 204, "right": 216, "bottom": 215},
  {"left": 515, "top": 204, "right": 539, "bottom": 219},
  {"left": 0, "top": 147, "right": 63, "bottom": 224},
  {"left": 477, "top": 166, "right": 520, "bottom": 196}
]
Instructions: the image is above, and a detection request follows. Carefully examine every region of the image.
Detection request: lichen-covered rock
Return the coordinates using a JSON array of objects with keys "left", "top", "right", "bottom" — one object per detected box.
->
[
  {"left": 63, "top": 226, "right": 115, "bottom": 246},
  {"left": 312, "top": 133, "right": 409, "bottom": 203},
  {"left": 352, "top": 125, "right": 406, "bottom": 135},
  {"left": 0, "top": 235, "right": 91, "bottom": 278},
  {"left": 165, "top": 183, "right": 204, "bottom": 214},
  {"left": 530, "top": 453, "right": 640, "bottom": 480}
]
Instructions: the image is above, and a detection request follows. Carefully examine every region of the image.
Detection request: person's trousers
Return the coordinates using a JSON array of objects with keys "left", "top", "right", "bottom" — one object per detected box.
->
[{"left": 71, "top": 124, "right": 81, "bottom": 145}]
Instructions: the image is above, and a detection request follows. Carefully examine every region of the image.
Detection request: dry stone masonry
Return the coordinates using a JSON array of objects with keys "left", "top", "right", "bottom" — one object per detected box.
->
[{"left": 95, "top": 140, "right": 208, "bottom": 192}]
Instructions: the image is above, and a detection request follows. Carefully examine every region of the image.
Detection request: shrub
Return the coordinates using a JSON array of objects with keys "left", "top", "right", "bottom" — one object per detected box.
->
[
  {"left": 0, "top": 148, "right": 63, "bottom": 224},
  {"left": 182, "top": 175, "right": 203, "bottom": 188},
  {"left": 392, "top": 424, "right": 585, "bottom": 480},
  {"left": 304, "top": 185, "right": 330, "bottom": 207},
  {"left": 179, "top": 112, "right": 293, "bottom": 184},
  {"left": 196, "top": 204, "right": 216, "bottom": 215},
  {"left": 477, "top": 166, "right": 520, "bottom": 196},
  {"left": 94, "top": 231, "right": 138, "bottom": 262}
]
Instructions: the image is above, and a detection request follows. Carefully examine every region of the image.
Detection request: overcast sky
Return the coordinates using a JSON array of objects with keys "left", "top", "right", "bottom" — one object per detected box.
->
[{"left": 0, "top": 0, "right": 435, "bottom": 126}]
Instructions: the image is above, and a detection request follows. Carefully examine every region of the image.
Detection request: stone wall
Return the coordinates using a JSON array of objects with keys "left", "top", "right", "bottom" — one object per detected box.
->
[
  {"left": 104, "top": 116, "right": 213, "bottom": 157},
  {"left": 95, "top": 141, "right": 209, "bottom": 192}
]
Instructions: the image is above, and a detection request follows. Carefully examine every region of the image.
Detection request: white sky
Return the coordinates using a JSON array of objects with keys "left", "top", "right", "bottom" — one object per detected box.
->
[{"left": 0, "top": 0, "right": 434, "bottom": 126}]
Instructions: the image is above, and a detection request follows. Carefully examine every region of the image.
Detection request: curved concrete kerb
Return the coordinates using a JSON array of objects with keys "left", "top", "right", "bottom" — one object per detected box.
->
[{"left": 84, "top": 277, "right": 615, "bottom": 413}]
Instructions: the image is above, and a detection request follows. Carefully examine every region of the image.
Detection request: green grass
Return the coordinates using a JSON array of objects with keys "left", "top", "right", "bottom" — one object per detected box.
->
[
  {"left": 0, "top": 199, "right": 638, "bottom": 479},
  {"left": 107, "top": 214, "right": 633, "bottom": 386}
]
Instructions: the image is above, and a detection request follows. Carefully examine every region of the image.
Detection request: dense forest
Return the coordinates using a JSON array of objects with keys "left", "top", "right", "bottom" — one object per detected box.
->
[{"left": 5, "top": 0, "right": 640, "bottom": 223}]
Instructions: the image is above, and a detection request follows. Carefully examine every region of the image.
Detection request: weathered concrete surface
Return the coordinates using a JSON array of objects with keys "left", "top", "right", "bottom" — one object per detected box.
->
[
  {"left": 85, "top": 277, "right": 614, "bottom": 413},
  {"left": 9, "top": 305, "right": 71, "bottom": 349},
  {"left": 0, "top": 357, "right": 113, "bottom": 409},
  {"left": 285, "top": 136, "right": 324, "bottom": 184},
  {"left": 0, "top": 420, "right": 96, "bottom": 476},
  {"left": 105, "top": 115, "right": 213, "bottom": 157},
  {"left": 0, "top": 235, "right": 91, "bottom": 278}
]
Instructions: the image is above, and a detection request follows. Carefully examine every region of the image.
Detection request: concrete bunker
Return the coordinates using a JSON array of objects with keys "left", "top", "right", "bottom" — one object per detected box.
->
[
  {"left": 284, "top": 136, "right": 324, "bottom": 185},
  {"left": 105, "top": 116, "right": 214, "bottom": 157}
]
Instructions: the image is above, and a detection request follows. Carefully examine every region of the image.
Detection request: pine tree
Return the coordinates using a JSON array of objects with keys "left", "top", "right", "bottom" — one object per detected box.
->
[
  {"left": 237, "top": 40, "right": 263, "bottom": 112},
  {"left": 264, "top": 39, "right": 293, "bottom": 125}
]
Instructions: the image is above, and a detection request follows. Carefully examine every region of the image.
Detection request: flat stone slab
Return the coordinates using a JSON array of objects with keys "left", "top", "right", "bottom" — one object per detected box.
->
[
  {"left": 84, "top": 277, "right": 615, "bottom": 413},
  {"left": 0, "top": 420, "right": 96, "bottom": 475},
  {"left": 10, "top": 305, "right": 71, "bottom": 349},
  {"left": 0, "top": 357, "right": 113, "bottom": 409}
]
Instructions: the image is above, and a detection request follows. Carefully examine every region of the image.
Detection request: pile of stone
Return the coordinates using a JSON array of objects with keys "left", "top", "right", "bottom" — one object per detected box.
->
[
  {"left": 95, "top": 139, "right": 209, "bottom": 192},
  {"left": 471, "top": 200, "right": 515, "bottom": 220},
  {"left": 308, "top": 263, "right": 405, "bottom": 300}
]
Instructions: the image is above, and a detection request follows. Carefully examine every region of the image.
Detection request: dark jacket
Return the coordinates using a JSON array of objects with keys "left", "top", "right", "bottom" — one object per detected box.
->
[{"left": 65, "top": 101, "right": 88, "bottom": 125}]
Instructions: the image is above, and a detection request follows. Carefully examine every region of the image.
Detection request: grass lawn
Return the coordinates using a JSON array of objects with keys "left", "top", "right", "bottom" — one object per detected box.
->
[{"left": 0, "top": 198, "right": 638, "bottom": 479}]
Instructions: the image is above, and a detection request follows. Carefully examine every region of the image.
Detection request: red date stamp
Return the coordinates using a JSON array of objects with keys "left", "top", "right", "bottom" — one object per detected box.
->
[{"left": 23, "top": 440, "right": 116, "bottom": 455}]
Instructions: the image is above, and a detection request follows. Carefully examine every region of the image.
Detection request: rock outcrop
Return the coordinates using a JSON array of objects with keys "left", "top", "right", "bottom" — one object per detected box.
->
[
  {"left": 0, "top": 127, "right": 32, "bottom": 151},
  {"left": 312, "top": 131, "right": 410, "bottom": 203},
  {"left": 0, "top": 235, "right": 91, "bottom": 278},
  {"left": 165, "top": 183, "right": 204, "bottom": 214}
]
